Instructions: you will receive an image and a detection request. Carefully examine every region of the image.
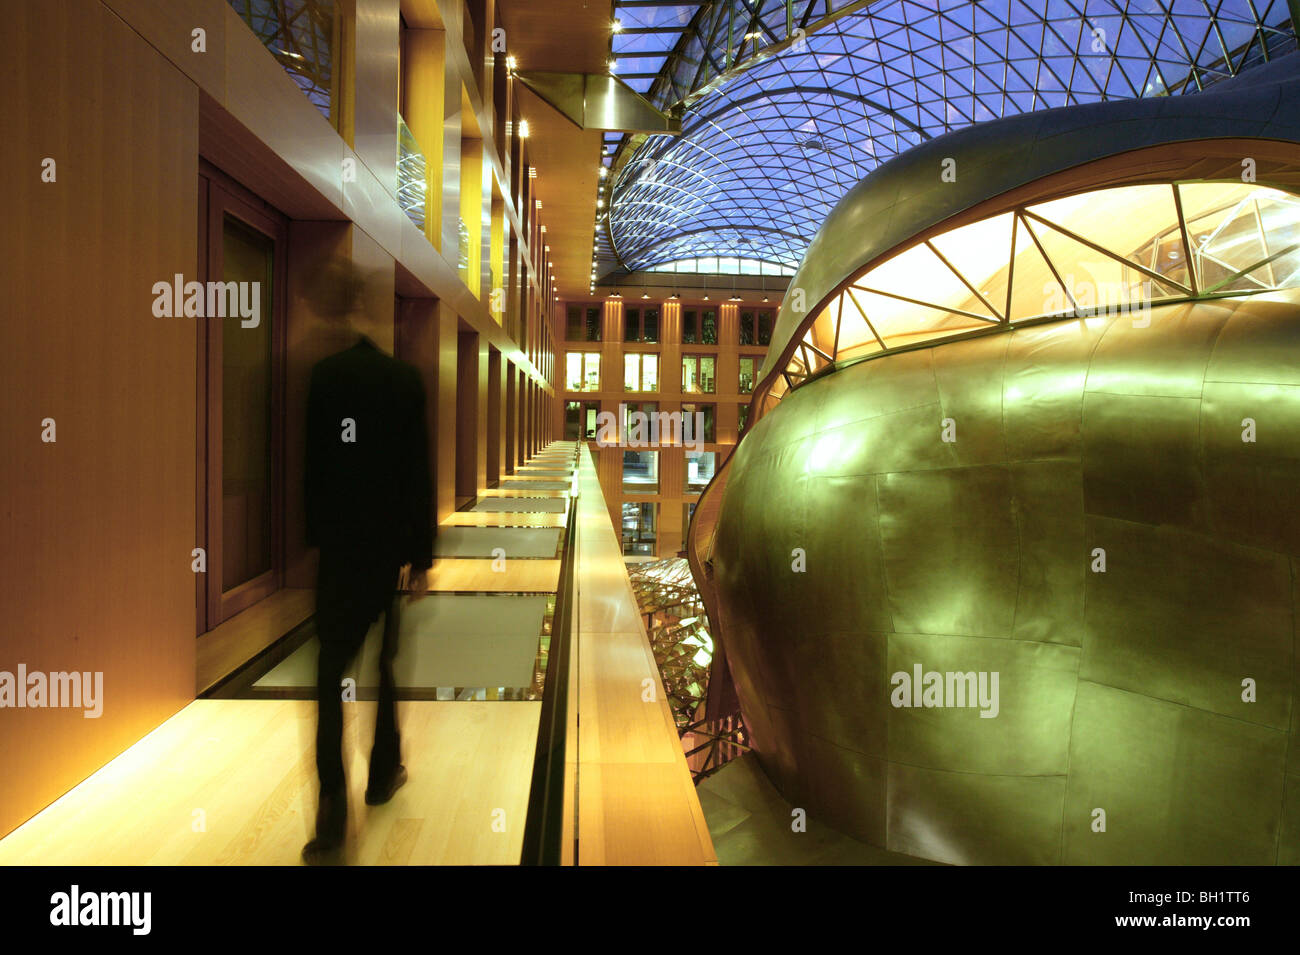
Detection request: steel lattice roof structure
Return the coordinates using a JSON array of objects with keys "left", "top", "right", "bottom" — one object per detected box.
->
[{"left": 601, "top": 0, "right": 1299, "bottom": 277}]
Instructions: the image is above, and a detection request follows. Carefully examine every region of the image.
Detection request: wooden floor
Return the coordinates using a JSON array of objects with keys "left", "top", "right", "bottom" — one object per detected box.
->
[
  {"left": 0, "top": 699, "right": 540, "bottom": 865},
  {"left": 426, "top": 557, "right": 560, "bottom": 593},
  {"left": 0, "top": 441, "right": 709, "bottom": 866},
  {"left": 441, "top": 511, "right": 566, "bottom": 527}
]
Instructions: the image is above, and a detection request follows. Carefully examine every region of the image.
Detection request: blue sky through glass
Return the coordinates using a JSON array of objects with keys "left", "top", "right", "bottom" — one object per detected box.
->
[{"left": 602, "top": 0, "right": 1297, "bottom": 276}]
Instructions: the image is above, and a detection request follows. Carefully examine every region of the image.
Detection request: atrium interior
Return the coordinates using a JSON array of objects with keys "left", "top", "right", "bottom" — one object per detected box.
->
[{"left": 2, "top": 0, "right": 1299, "bottom": 872}]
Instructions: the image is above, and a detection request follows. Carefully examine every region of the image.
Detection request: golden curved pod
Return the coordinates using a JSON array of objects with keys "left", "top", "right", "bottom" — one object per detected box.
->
[{"left": 710, "top": 290, "right": 1300, "bottom": 864}]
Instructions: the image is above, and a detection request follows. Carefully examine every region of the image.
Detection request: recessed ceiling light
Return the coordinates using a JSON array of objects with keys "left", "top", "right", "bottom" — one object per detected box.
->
[
  {"left": 612, "top": 19, "right": 622, "bottom": 33},
  {"left": 519, "top": 119, "right": 530, "bottom": 138},
  {"left": 506, "top": 55, "right": 517, "bottom": 71}
]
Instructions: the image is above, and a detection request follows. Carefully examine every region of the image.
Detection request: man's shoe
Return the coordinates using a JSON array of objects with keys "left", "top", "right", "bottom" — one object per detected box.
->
[
  {"left": 302, "top": 788, "right": 347, "bottom": 863},
  {"left": 365, "top": 765, "right": 408, "bottom": 805}
]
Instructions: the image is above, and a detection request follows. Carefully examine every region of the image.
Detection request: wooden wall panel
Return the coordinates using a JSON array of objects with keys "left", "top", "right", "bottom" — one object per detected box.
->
[
  {"left": 434, "top": 301, "right": 459, "bottom": 523},
  {"left": 504, "top": 360, "right": 516, "bottom": 474},
  {"left": 486, "top": 347, "right": 502, "bottom": 484},
  {"left": 350, "top": 225, "right": 397, "bottom": 353},
  {"left": 396, "top": 295, "right": 441, "bottom": 549},
  {"left": 284, "top": 220, "right": 352, "bottom": 590},
  {"left": 455, "top": 329, "right": 479, "bottom": 498},
  {"left": 476, "top": 334, "right": 489, "bottom": 488},
  {"left": 0, "top": 0, "right": 198, "bottom": 838}
]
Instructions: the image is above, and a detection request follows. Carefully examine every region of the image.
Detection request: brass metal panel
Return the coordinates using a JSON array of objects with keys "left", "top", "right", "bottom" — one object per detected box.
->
[
  {"left": 1002, "top": 317, "right": 1111, "bottom": 462},
  {"left": 877, "top": 467, "right": 1019, "bottom": 637},
  {"left": 886, "top": 762, "right": 1067, "bottom": 865},
  {"left": 1082, "top": 516, "right": 1292, "bottom": 730},
  {"left": 1201, "top": 380, "right": 1300, "bottom": 557},
  {"left": 812, "top": 347, "right": 938, "bottom": 433},
  {"left": 1281, "top": 777, "right": 1300, "bottom": 866},
  {"left": 1203, "top": 294, "right": 1300, "bottom": 386},
  {"left": 781, "top": 629, "right": 890, "bottom": 761},
  {"left": 718, "top": 457, "right": 811, "bottom": 711},
  {"left": 931, "top": 333, "right": 1011, "bottom": 467},
  {"left": 752, "top": 705, "right": 802, "bottom": 804},
  {"left": 745, "top": 369, "right": 829, "bottom": 456},
  {"left": 1062, "top": 682, "right": 1288, "bottom": 865},
  {"left": 886, "top": 632, "right": 1079, "bottom": 775},
  {"left": 798, "top": 733, "right": 888, "bottom": 848},
  {"left": 1291, "top": 561, "right": 1300, "bottom": 778},
  {"left": 805, "top": 405, "right": 952, "bottom": 477},
  {"left": 1080, "top": 392, "right": 1206, "bottom": 530},
  {"left": 797, "top": 476, "right": 893, "bottom": 633},
  {"left": 1010, "top": 461, "right": 1087, "bottom": 645},
  {"left": 1084, "top": 300, "right": 1229, "bottom": 398}
]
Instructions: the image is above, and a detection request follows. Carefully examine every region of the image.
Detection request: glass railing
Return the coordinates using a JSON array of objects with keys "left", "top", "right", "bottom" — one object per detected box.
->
[
  {"left": 228, "top": 0, "right": 337, "bottom": 124},
  {"left": 520, "top": 449, "right": 581, "bottom": 865},
  {"left": 396, "top": 115, "right": 427, "bottom": 232}
]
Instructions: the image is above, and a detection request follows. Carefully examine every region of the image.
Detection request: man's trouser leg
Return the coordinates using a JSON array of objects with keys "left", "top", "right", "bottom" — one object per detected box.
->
[
  {"left": 315, "top": 618, "right": 367, "bottom": 795},
  {"left": 368, "top": 594, "right": 402, "bottom": 788}
]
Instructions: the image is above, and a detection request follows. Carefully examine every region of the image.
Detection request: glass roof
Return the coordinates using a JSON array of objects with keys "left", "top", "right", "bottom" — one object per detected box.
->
[{"left": 603, "top": 0, "right": 1298, "bottom": 276}]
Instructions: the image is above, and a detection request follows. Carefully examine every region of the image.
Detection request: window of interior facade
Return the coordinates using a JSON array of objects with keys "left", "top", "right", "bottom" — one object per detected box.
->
[
  {"left": 624, "top": 352, "right": 659, "bottom": 392},
  {"left": 738, "top": 356, "right": 756, "bottom": 393},
  {"left": 623, "top": 450, "right": 659, "bottom": 491},
  {"left": 686, "top": 450, "right": 717, "bottom": 490},
  {"left": 625, "top": 306, "right": 660, "bottom": 343},
  {"left": 565, "top": 351, "right": 600, "bottom": 391},
  {"left": 567, "top": 304, "right": 602, "bottom": 341},
  {"left": 682, "top": 355, "right": 716, "bottom": 393}
]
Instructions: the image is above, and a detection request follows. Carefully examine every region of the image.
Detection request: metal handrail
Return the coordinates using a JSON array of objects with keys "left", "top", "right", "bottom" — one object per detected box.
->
[{"left": 520, "top": 455, "right": 581, "bottom": 865}]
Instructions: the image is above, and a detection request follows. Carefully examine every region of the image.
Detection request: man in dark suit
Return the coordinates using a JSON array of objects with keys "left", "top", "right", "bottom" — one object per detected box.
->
[{"left": 301, "top": 261, "right": 433, "bottom": 862}]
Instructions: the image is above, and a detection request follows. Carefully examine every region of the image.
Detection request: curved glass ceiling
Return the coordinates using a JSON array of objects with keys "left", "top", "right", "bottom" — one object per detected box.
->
[{"left": 606, "top": 0, "right": 1297, "bottom": 274}]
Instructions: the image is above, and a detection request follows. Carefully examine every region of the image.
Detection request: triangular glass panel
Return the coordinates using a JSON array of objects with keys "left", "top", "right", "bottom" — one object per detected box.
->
[
  {"left": 1027, "top": 184, "right": 1189, "bottom": 289},
  {"left": 1026, "top": 215, "right": 1186, "bottom": 313},
  {"left": 1180, "top": 183, "right": 1279, "bottom": 293},
  {"left": 1008, "top": 216, "right": 1074, "bottom": 321},
  {"left": 834, "top": 290, "right": 883, "bottom": 362},
  {"left": 845, "top": 287, "right": 997, "bottom": 350},
  {"left": 856, "top": 241, "right": 1000, "bottom": 321},
  {"left": 928, "top": 211, "right": 1015, "bottom": 319}
]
